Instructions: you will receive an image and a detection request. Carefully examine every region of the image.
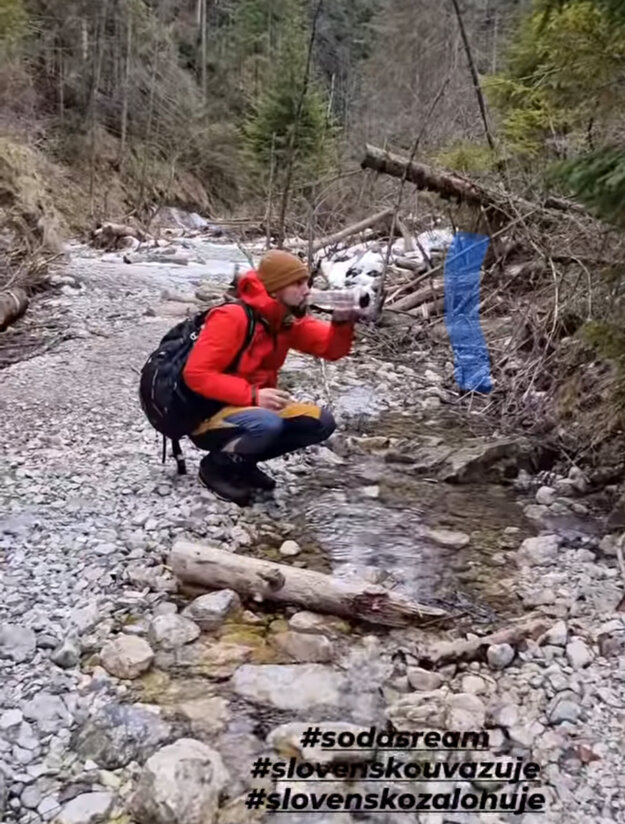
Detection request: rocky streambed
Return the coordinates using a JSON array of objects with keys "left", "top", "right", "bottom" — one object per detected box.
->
[{"left": 0, "top": 242, "right": 624, "bottom": 824}]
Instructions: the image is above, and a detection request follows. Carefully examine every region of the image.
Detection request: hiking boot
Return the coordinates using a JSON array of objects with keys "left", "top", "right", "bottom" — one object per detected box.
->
[
  {"left": 242, "top": 462, "right": 276, "bottom": 491},
  {"left": 199, "top": 453, "right": 252, "bottom": 507}
]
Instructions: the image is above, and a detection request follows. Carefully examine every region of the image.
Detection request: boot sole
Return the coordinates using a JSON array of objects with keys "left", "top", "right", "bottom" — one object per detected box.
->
[{"left": 198, "top": 472, "right": 253, "bottom": 507}]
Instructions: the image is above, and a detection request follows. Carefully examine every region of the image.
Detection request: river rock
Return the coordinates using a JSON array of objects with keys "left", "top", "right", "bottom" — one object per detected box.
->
[
  {"left": 232, "top": 664, "right": 346, "bottom": 710},
  {"left": 22, "top": 691, "right": 73, "bottom": 734},
  {"left": 407, "top": 667, "right": 444, "bottom": 692},
  {"left": 486, "top": 644, "right": 515, "bottom": 670},
  {"left": 536, "top": 486, "right": 556, "bottom": 506},
  {"left": 73, "top": 703, "right": 171, "bottom": 769},
  {"left": 0, "top": 770, "right": 6, "bottom": 817},
  {"left": 566, "top": 639, "right": 593, "bottom": 670},
  {"left": 279, "top": 540, "right": 302, "bottom": 557},
  {"left": 129, "top": 739, "right": 228, "bottom": 824},
  {"left": 540, "top": 621, "right": 568, "bottom": 647},
  {"left": 51, "top": 635, "right": 81, "bottom": 669},
  {"left": 182, "top": 591, "right": 241, "bottom": 631},
  {"left": 274, "top": 631, "right": 334, "bottom": 663},
  {"left": 100, "top": 636, "right": 154, "bottom": 679},
  {"left": 461, "top": 675, "right": 488, "bottom": 695},
  {"left": 148, "top": 615, "right": 200, "bottom": 650},
  {"left": 0, "top": 623, "right": 37, "bottom": 663},
  {"left": 548, "top": 697, "right": 581, "bottom": 725},
  {"left": 287, "top": 611, "right": 348, "bottom": 638},
  {"left": 427, "top": 529, "right": 470, "bottom": 549},
  {"left": 56, "top": 792, "right": 114, "bottom": 824},
  {"left": 175, "top": 697, "right": 230, "bottom": 735},
  {"left": 517, "top": 535, "right": 560, "bottom": 566},
  {"left": 446, "top": 693, "right": 485, "bottom": 730}
]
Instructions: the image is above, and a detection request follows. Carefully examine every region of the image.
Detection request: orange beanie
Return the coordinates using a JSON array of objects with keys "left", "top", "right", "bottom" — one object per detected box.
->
[{"left": 257, "top": 250, "right": 309, "bottom": 294}]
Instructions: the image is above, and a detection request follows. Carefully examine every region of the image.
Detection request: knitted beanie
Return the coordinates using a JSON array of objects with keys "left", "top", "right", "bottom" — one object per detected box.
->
[{"left": 257, "top": 250, "right": 308, "bottom": 294}]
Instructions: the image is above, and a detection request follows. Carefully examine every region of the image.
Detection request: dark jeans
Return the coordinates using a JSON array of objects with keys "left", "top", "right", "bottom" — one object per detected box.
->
[{"left": 190, "top": 402, "right": 336, "bottom": 463}]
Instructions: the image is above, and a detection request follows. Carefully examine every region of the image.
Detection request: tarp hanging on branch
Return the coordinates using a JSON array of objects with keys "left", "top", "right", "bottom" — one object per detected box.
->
[{"left": 443, "top": 233, "right": 492, "bottom": 394}]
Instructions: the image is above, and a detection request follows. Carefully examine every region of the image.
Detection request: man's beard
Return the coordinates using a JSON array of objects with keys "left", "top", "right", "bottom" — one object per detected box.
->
[{"left": 289, "top": 302, "right": 308, "bottom": 319}]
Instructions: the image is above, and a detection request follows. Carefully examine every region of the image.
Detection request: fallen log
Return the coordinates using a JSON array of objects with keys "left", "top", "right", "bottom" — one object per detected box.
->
[
  {"left": 391, "top": 279, "right": 444, "bottom": 312},
  {"left": 290, "top": 208, "right": 394, "bottom": 253},
  {"left": 419, "top": 617, "right": 550, "bottom": 667},
  {"left": 362, "top": 145, "right": 586, "bottom": 219},
  {"left": 0, "top": 287, "right": 29, "bottom": 332},
  {"left": 169, "top": 540, "right": 447, "bottom": 628}
]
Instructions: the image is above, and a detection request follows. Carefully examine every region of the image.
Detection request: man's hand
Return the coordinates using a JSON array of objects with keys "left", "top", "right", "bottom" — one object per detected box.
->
[{"left": 257, "top": 388, "right": 292, "bottom": 411}]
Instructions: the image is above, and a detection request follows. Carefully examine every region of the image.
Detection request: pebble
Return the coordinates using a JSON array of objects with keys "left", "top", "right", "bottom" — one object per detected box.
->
[
  {"left": 279, "top": 540, "right": 301, "bottom": 557},
  {"left": 182, "top": 590, "right": 241, "bottom": 630},
  {"left": 487, "top": 643, "right": 515, "bottom": 670},
  {"left": 566, "top": 639, "right": 593, "bottom": 670}
]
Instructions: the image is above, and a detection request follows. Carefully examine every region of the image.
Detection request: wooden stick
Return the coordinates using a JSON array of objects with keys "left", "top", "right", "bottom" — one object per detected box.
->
[
  {"left": 169, "top": 540, "right": 447, "bottom": 628},
  {"left": 288, "top": 208, "right": 394, "bottom": 253},
  {"left": 391, "top": 280, "right": 444, "bottom": 312},
  {"left": 418, "top": 617, "right": 550, "bottom": 666}
]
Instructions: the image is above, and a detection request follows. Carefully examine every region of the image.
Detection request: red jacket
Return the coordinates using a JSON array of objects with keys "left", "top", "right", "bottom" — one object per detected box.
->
[{"left": 182, "top": 271, "right": 354, "bottom": 407}]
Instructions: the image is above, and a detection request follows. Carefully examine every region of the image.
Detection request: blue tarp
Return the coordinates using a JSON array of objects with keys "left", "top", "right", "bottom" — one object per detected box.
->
[{"left": 443, "top": 232, "right": 492, "bottom": 394}]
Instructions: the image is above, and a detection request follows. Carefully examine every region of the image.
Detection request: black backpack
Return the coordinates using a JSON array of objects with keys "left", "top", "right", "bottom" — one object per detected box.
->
[{"left": 139, "top": 299, "right": 256, "bottom": 475}]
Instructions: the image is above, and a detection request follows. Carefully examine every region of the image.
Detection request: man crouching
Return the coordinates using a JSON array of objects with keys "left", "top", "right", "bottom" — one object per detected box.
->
[{"left": 182, "top": 250, "right": 357, "bottom": 506}]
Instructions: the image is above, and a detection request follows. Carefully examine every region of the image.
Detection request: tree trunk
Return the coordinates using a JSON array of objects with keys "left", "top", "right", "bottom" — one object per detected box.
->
[
  {"left": 0, "top": 288, "right": 29, "bottom": 332},
  {"left": 119, "top": 12, "right": 132, "bottom": 174},
  {"left": 362, "top": 144, "right": 496, "bottom": 210},
  {"left": 169, "top": 540, "right": 447, "bottom": 628}
]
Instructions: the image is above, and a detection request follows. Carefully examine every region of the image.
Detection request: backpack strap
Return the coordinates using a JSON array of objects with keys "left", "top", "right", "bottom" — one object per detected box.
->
[{"left": 162, "top": 435, "right": 187, "bottom": 476}]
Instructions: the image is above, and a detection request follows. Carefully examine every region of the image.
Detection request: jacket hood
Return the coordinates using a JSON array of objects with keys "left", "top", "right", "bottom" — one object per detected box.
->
[{"left": 236, "top": 271, "right": 290, "bottom": 328}]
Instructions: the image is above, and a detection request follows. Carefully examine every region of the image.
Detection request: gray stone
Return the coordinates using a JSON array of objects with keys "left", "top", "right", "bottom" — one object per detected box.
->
[
  {"left": 287, "top": 611, "right": 347, "bottom": 638},
  {"left": 565, "top": 639, "right": 592, "bottom": 669},
  {"left": 279, "top": 540, "right": 302, "bottom": 557},
  {"left": 232, "top": 664, "right": 346, "bottom": 710},
  {"left": 427, "top": 529, "right": 470, "bottom": 549},
  {"left": 100, "top": 635, "right": 154, "bottom": 679},
  {"left": 73, "top": 703, "right": 171, "bottom": 769},
  {"left": 445, "top": 693, "right": 485, "bottom": 731},
  {"left": 174, "top": 697, "right": 230, "bottom": 735},
  {"left": 21, "top": 783, "right": 42, "bottom": 810},
  {"left": 38, "top": 796, "right": 60, "bottom": 821},
  {"left": 51, "top": 636, "right": 81, "bottom": 669},
  {"left": 129, "top": 739, "right": 228, "bottom": 824},
  {"left": 182, "top": 591, "right": 241, "bottom": 631},
  {"left": 274, "top": 631, "right": 334, "bottom": 663},
  {"left": 541, "top": 621, "right": 568, "bottom": 647},
  {"left": 517, "top": 535, "right": 560, "bottom": 566},
  {"left": 486, "top": 643, "right": 515, "bottom": 670},
  {"left": 23, "top": 692, "right": 73, "bottom": 734},
  {"left": 548, "top": 698, "right": 581, "bottom": 725},
  {"left": 536, "top": 486, "right": 556, "bottom": 506},
  {"left": 0, "top": 708, "right": 23, "bottom": 732},
  {"left": 407, "top": 667, "right": 444, "bottom": 692},
  {"left": 460, "top": 675, "right": 488, "bottom": 695},
  {"left": 490, "top": 702, "right": 519, "bottom": 728},
  {"left": 0, "top": 623, "right": 37, "bottom": 663},
  {"left": 56, "top": 792, "right": 114, "bottom": 824},
  {"left": 148, "top": 615, "right": 200, "bottom": 650},
  {"left": 69, "top": 602, "right": 101, "bottom": 635}
]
